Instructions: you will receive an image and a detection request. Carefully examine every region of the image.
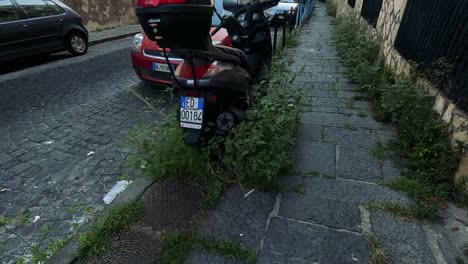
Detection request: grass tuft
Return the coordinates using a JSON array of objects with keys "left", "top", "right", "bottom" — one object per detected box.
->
[
  {"left": 326, "top": 0, "right": 338, "bottom": 16},
  {"left": 158, "top": 232, "right": 256, "bottom": 264},
  {"left": 369, "top": 235, "right": 388, "bottom": 264},
  {"left": 367, "top": 201, "right": 439, "bottom": 221},
  {"left": 78, "top": 203, "right": 143, "bottom": 258}
]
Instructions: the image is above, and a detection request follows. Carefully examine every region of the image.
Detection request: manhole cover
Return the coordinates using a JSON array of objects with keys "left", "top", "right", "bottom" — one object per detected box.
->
[
  {"left": 140, "top": 179, "right": 202, "bottom": 231},
  {"left": 80, "top": 231, "right": 160, "bottom": 264}
]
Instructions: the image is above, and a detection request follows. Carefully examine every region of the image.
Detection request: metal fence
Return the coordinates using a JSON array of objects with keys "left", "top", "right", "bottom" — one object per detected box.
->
[
  {"left": 395, "top": 0, "right": 468, "bottom": 111},
  {"left": 360, "top": 0, "right": 383, "bottom": 27},
  {"left": 271, "top": 0, "right": 316, "bottom": 54}
]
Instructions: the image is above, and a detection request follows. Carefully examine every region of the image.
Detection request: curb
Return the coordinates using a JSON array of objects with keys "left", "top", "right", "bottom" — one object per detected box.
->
[
  {"left": 47, "top": 177, "right": 155, "bottom": 264},
  {"left": 88, "top": 31, "right": 140, "bottom": 47}
]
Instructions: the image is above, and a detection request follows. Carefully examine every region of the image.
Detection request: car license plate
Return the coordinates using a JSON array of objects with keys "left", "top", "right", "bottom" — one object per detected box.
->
[
  {"left": 152, "top": 62, "right": 173, "bottom": 73},
  {"left": 180, "top": 97, "right": 203, "bottom": 129}
]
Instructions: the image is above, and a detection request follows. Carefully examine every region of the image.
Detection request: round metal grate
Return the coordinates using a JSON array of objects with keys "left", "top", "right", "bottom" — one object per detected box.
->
[
  {"left": 80, "top": 231, "right": 161, "bottom": 264},
  {"left": 140, "top": 179, "right": 202, "bottom": 231}
]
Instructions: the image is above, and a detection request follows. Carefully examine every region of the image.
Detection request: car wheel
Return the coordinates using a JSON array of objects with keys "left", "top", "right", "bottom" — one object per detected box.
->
[{"left": 66, "top": 32, "right": 88, "bottom": 56}]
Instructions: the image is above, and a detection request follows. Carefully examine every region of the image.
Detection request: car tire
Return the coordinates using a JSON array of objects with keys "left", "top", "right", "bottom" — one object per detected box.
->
[{"left": 66, "top": 32, "right": 88, "bottom": 56}]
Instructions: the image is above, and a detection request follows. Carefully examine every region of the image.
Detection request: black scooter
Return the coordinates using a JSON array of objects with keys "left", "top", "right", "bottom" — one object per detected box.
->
[
  {"left": 135, "top": 0, "right": 278, "bottom": 144},
  {"left": 172, "top": 0, "right": 279, "bottom": 144}
]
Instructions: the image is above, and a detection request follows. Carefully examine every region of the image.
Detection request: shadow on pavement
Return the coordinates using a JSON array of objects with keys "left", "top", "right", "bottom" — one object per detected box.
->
[{"left": 0, "top": 52, "right": 73, "bottom": 75}]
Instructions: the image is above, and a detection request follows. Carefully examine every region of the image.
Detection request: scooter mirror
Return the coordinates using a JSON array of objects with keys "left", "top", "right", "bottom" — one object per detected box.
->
[{"left": 223, "top": 0, "right": 237, "bottom": 13}]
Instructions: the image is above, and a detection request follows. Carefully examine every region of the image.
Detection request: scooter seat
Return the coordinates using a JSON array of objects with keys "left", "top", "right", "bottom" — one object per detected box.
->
[
  {"left": 172, "top": 36, "right": 250, "bottom": 71},
  {"left": 212, "top": 45, "right": 250, "bottom": 71}
]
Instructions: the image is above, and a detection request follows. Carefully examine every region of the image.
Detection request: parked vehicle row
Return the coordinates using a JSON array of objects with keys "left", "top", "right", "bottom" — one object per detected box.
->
[
  {"left": 0, "top": 0, "right": 88, "bottom": 62},
  {"left": 131, "top": 0, "right": 301, "bottom": 88}
]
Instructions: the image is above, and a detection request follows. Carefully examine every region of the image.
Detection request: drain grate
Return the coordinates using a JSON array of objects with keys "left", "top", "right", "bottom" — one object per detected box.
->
[
  {"left": 80, "top": 231, "right": 161, "bottom": 264},
  {"left": 140, "top": 179, "right": 202, "bottom": 231}
]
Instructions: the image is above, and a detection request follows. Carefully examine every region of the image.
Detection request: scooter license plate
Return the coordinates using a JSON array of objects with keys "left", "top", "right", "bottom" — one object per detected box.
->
[{"left": 180, "top": 97, "right": 203, "bottom": 129}]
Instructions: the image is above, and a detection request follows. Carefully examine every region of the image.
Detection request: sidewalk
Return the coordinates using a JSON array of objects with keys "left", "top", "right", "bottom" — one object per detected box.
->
[
  {"left": 88, "top": 25, "right": 141, "bottom": 46},
  {"left": 185, "top": 3, "right": 468, "bottom": 263}
]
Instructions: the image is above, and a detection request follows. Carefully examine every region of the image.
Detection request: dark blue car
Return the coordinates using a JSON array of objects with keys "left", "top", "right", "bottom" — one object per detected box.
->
[{"left": 0, "top": 0, "right": 88, "bottom": 62}]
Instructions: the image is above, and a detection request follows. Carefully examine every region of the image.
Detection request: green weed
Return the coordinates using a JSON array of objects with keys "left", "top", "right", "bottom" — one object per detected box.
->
[
  {"left": 158, "top": 232, "right": 256, "bottom": 264},
  {"left": 78, "top": 203, "right": 143, "bottom": 258},
  {"left": 326, "top": 0, "right": 337, "bottom": 16},
  {"left": 372, "top": 142, "right": 392, "bottom": 161},
  {"left": 345, "top": 97, "right": 356, "bottom": 109},
  {"left": 342, "top": 121, "right": 357, "bottom": 131},
  {"left": 358, "top": 111, "right": 367, "bottom": 117},
  {"left": 368, "top": 235, "right": 388, "bottom": 264},
  {"left": 333, "top": 14, "right": 464, "bottom": 219},
  {"left": 367, "top": 201, "right": 438, "bottom": 221},
  {"left": 293, "top": 182, "right": 306, "bottom": 194},
  {"left": 304, "top": 171, "right": 334, "bottom": 179}
]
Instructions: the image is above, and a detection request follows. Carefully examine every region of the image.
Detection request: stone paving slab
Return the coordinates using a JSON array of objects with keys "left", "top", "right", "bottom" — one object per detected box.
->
[
  {"left": 197, "top": 186, "right": 276, "bottom": 251},
  {"left": 278, "top": 192, "right": 362, "bottom": 232},
  {"left": 294, "top": 140, "right": 336, "bottom": 176},
  {"left": 371, "top": 212, "right": 436, "bottom": 264},
  {"left": 186, "top": 250, "right": 240, "bottom": 264},
  {"left": 324, "top": 127, "right": 381, "bottom": 149},
  {"left": 257, "top": 250, "right": 316, "bottom": 264},
  {"left": 337, "top": 144, "right": 400, "bottom": 183},
  {"left": 282, "top": 176, "right": 411, "bottom": 206},
  {"left": 261, "top": 217, "right": 369, "bottom": 264}
]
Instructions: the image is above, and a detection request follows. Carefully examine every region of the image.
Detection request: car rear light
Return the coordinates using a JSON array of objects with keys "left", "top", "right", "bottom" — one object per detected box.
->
[
  {"left": 175, "top": 63, "right": 211, "bottom": 79},
  {"left": 135, "top": 0, "right": 185, "bottom": 7}
]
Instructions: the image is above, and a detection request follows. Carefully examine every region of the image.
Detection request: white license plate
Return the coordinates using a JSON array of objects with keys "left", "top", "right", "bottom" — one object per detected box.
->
[
  {"left": 180, "top": 97, "right": 203, "bottom": 129},
  {"left": 152, "top": 62, "right": 173, "bottom": 73}
]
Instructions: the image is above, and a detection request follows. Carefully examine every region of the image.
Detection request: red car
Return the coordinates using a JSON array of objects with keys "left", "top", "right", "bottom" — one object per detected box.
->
[{"left": 131, "top": 24, "right": 231, "bottom": 86}]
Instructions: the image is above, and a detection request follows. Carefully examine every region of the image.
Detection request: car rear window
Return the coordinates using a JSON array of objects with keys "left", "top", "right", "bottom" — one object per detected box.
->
[
  {"left": 15, "top": 0, "right": 55, "bottom": 18},
  {"left": 0, "top": 0, "right": 18, "bottom": 22}
]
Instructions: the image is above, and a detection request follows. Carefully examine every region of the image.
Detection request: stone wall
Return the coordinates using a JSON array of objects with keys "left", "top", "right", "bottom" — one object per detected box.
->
[
  {"left": 62, "top": 0, "right": 137, "bottom": 31},
  {"left": 336, "top": 0, "right": 468, "bottom": 183}
]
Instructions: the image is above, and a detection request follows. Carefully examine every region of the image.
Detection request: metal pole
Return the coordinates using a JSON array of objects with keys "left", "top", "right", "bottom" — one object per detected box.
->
[
  {"left": 273, "top": 20, "right": 278, "bottom": 54},
  {"left": 289, "top": 7, "right": 293, "bottom": 33},
  {"left": 283, "top": 11, "right": 287, "bottom": 49}
]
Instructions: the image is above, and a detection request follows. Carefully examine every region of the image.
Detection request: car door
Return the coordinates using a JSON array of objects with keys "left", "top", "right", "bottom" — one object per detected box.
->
[
  {"left": 12, "top": 0, "right": 64, "bottom": 53},
  {"left": 0, "top": 0, "right": 29, "bottom": 61}
]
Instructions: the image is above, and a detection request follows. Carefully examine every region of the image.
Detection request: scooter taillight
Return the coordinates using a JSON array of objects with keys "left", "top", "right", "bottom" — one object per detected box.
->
[
  {"left": 186, "top": 90, "right": 200, "bottom": 97},
  {"left": 175, "top": 63, "right": 211, "bottom": 79},
  {"left": 135, "top": 0, "right": 185, "bottom": 7}
]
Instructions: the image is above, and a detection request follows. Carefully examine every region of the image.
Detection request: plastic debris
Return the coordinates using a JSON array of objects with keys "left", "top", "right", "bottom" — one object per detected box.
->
[
  {"left": 244, "top": 189, "right": 255, "bottom": 198},
  {"left": 43, "top": 140, "right": 54, "bottom": 145},
  {"left": 103, "top": 181, "right": 132, "bottom": 205},
  {"left": 87, "top": 151, "right": 95, "bottom": 157},
  {"left": 33, "top": 216, "right": 40, "bottom": 223}
]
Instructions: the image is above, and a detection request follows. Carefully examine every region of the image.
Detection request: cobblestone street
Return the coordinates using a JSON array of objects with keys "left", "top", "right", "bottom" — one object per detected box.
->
[{"left": 0, "top": 38, "right": 163, "bottom": 262}]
